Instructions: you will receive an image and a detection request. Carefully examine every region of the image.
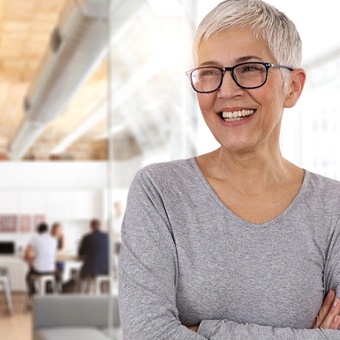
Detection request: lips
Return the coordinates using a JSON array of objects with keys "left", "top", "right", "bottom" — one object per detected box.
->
[{"left": 219, "top": 109, "right": 255, "bottom": 121}]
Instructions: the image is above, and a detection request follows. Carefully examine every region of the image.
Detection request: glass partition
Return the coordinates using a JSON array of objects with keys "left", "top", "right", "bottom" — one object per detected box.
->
[{"left": 106, "top": 1, "right": 199, "bottom": 336}]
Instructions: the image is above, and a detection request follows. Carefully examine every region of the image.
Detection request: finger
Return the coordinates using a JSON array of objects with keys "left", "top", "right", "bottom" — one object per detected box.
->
[
  {"left": 320, "top": 297, "right": 340, "bottom": 329},
  {"left": 329, "top": 315, "right": 340, "bottom": 330},
  {"left": 312, "top": 290, "right": 335, "bottom": 328},
  {"left": 187, "top": 325, "right": 199, "bottom": 332}
]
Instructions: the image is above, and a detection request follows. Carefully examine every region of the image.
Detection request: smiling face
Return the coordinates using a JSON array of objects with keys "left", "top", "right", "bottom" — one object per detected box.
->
[{"left": 197, "top": 28, "right": 298, "bottom": 156}]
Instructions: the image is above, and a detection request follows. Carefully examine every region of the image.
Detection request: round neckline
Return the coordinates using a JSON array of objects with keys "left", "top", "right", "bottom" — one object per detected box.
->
[{"left": 188, "top": 157, "right": 308, "bottom": 227}]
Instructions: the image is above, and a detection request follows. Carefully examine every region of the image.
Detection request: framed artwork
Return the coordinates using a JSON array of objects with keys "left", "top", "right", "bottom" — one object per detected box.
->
[
  {"left": 0, "top": 215, "right": 17, "bottom": 233},
  {"left": 20, "top": 214, "right": 31, "bottom": 233},
  {"left": 0, "top": 214, "right": 46, "bottom": 233}
]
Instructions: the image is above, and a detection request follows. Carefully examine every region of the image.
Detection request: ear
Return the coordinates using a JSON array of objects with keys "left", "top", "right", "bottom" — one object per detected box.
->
[{"left": 284, "top": 68, "right": 306, "bottom": 108}]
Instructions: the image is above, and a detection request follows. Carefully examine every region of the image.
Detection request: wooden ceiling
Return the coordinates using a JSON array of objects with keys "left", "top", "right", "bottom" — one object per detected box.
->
[
  {"left": 0, "top": 0, "right": 195, "bottom": 162},
  {"left": 0, "top": 0, "right": 108, "bottom": 160}
]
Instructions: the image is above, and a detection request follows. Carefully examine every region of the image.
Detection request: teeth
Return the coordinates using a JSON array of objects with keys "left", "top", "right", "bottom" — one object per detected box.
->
[{"left": 221, "top": 109, "right": 255, "bottom": 121}]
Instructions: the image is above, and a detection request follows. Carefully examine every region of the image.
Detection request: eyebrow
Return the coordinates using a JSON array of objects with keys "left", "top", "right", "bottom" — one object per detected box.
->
[{"left": 199, "top": 55, "right": 262, "bottom": 67}]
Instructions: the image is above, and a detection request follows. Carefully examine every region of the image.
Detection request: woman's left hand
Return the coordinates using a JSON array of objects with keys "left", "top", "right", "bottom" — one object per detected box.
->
[
  {"left": 187, "top": 325, "right": 199, "bottom": 332},
  {"left": 312, "top": 290, "right": 340, "bottom": 329}
]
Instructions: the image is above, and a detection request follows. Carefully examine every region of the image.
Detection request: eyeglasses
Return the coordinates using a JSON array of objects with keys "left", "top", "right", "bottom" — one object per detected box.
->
[{"left": 185, "top": 62, "right": 293, "bottom": 93}]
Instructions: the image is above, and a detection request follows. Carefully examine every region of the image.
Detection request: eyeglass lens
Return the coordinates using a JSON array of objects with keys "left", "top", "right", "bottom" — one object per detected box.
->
[{"left": 191, "top": 63, "right": 268, "bottom": 93}]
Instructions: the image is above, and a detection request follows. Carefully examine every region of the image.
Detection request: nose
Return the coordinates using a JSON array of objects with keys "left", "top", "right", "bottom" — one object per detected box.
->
[{"left": 217, "top": 71, "right": 244, "bottom": 98}]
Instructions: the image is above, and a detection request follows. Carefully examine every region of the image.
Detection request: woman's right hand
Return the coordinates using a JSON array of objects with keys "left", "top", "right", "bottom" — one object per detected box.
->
[{"left": 312, "top": 290, "right": 340, "bottom": 329}]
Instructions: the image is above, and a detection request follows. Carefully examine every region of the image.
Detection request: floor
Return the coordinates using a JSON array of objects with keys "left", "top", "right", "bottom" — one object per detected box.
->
[{"left": 0, "top": 293, "right": 32, "bottom": 340}]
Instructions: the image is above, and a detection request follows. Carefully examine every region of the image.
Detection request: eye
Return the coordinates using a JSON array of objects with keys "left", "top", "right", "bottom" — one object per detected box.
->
[
  {"left": 244, "top": 66, "right": 257, "bottom": 72},
  {"left": 237, "top": 63, "right": 266, "bottom": 74},
  {"left": 198, "top": 68, "right": 221, "bottom": 77}
]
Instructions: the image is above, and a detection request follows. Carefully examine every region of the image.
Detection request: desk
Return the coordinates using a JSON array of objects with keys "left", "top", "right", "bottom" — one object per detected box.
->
[
  {"left": 56, "top": 254, "right": 83, "bottom": 283},
  {"left": 0, "top": 254, "right": 83, "bottom": 291},
  {"left": 57, "top": 254, "right": 82, "bottom": 262}
]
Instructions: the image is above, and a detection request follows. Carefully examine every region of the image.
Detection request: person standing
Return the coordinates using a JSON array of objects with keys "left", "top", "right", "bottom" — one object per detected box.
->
[
  {"left": 24, "top": 222, "right": 57, "bottom": 296},
  {"left": 78, "top": 219, "right": 109, "bottom": 287}
]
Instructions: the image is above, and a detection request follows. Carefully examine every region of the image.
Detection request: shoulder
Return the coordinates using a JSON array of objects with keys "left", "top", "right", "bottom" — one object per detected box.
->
[
  {"left": 304, "top": 170, "right": 340, "bottom": 205},
  {"left": 99, "top": 231, "right": 109, "bottom": 240},
  {"left": 132, "top": 158, "right": 198, "bottom": 188},
  {"left": 138, "top": 158, "right": 195, "bottom": 176},
  {"left": 45, "top": 234, "right": 58, "bottom": 245},
  {"left": 82, "top": 232, "right": 92, "bottom": 240},
  {"left": 306, "top": 171, "right": 340, "bottom": 192},
  {"left": 29, "top": 236, "right": 37, "bottom": 246},
  {"left": 95, "top": 230, "right": 108, "bottom": 237},
  {"left": 128, "top": 158, "right": 201, "bottom": 201}
]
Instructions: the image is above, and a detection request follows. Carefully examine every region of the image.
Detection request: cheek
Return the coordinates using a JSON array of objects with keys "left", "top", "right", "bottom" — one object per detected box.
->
[
  {"left": 197, "top": 94, "right": 215, "bottom": 114},
  {"left": 267, "top": 77, "right": 287, "bottom": 101},
  {"left": 259, "top": 81, "right": 286, "bottom": 113}
]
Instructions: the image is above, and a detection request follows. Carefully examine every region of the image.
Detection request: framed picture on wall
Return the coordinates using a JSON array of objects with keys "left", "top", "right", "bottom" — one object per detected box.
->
[
  {"left": 0, "top": 215, "right": 17, "bottom": 233},
  {"left": 20, "top": 214, "right": 31, "bottom": 233}
]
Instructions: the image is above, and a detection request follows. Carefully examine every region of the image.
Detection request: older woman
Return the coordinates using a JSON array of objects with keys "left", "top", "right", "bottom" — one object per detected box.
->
[{"left": 118, "top": 1, "right": 340, "bottom": 338}]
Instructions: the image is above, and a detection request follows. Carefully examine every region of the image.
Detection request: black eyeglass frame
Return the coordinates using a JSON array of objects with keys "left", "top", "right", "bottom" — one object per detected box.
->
[{"left": 185, "top": 62, "right": 294, "bottom": 93}]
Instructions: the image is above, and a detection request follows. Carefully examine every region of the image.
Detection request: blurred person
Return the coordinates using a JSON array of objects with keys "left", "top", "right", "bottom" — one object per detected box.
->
[
  {"left": 78, "top": 219, "right": 109, "bottom": 286},
  {"left": 113, "top": 200, "right": 124, "bottom": 254},
  {"left": 51, "top": 221, "right": 65, "bottom": 282},
  {"left": 24, "top": 222, "right": 57, "bottom": 296},
  {"left": 118, "top": 0, "right": 340, "bottom": 338},
  {"left": 113, "top": 201, "right": 123, "bottom": 238}
]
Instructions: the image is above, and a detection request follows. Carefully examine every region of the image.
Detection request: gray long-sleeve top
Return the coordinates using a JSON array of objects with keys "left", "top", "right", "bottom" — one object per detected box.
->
[{"left": 118, "top": 158, "right": 340, "bottom": 339}]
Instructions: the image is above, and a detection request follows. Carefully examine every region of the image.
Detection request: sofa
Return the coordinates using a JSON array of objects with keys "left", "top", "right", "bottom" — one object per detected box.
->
[{"left": 32, "top": 294, "right": 121, "bottom": 340}]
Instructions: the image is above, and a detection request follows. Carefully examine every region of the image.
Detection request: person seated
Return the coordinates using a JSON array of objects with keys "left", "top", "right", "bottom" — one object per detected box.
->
[
  {"left": 24, "top": 222, "right": 57, "bottom": 296},
  {"left": 51, "top": 221, "right": 65, "bottom": 283}
]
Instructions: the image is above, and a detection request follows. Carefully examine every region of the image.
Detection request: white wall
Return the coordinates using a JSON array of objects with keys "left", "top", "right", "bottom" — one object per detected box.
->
[
  {"left": 0, "top": 161, "right": 108, "bottom": 254},
  {"left": 0, "top": 161, "right": 135, "bottom": 290}
]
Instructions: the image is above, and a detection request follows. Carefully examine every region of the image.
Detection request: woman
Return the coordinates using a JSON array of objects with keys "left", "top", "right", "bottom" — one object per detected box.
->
[
  {"left": 118, "top": 1, "right": 340, "bottom": 338},
  {"left": 51, "top": 222, "right": 65, "bottom": 282}
]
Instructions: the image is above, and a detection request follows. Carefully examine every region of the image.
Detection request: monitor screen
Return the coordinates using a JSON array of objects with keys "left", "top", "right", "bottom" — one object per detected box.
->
[{"left": 0, "top": 241, "right": 15, "bottom": 254}]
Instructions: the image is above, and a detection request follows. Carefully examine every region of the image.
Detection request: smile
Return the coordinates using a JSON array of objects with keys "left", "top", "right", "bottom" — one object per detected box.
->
[{"left": 219, "top": 109, "right": 255, "bottom": 121}]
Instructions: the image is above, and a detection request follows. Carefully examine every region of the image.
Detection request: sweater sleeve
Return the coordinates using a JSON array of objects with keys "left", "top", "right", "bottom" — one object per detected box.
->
[
  {"left": 118, "top": 171, "right": 206, "bottom": 339},
  {"left": 118, "top": 169, "right": 340, "bottom": 340},
  {"left": 198, "top": 320, "right": 340, "bottom": 339},
  {"left": 324, "top": 215, "right": 340, "bottom": 297}
]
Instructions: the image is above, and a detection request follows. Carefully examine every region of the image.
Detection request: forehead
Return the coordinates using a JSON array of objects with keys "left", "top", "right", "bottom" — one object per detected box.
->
[{"left": 197, "top": 28, "right": 273, "bottom": 66}]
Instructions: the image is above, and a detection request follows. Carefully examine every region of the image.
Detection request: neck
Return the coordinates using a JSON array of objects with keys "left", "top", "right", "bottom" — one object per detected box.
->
[{"left": 197, "top": 147, "right": 301, "bottom": 194}]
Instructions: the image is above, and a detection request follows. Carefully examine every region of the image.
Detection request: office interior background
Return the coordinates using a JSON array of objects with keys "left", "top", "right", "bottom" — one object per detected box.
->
[{"left": 0, "top": 0, "right": 340, "bottom": 337}]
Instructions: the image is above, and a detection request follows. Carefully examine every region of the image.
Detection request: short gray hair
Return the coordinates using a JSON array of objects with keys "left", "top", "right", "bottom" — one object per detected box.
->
[{"left": 193, "top": 0, "right": 302, "bottom": 69}]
